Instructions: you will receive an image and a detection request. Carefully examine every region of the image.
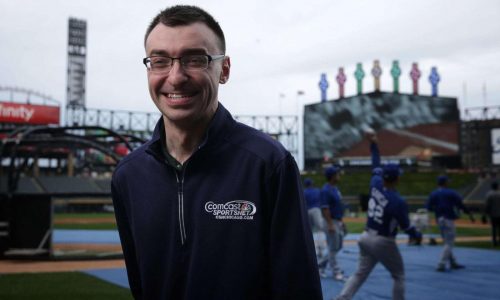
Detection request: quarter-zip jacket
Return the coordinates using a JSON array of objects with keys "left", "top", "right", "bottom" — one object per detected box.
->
[{"left": 112, "top": 104, "right": 323, "bottom": 300}]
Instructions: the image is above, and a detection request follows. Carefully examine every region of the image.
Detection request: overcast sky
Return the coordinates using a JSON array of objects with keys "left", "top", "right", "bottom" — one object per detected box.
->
[{"left": 1, "top": 0, "right": 499, "bottom": 118}]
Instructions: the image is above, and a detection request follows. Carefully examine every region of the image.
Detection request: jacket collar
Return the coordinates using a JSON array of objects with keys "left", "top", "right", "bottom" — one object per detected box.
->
[{"left": 147, "top": 103, "right": 234, "bottom": 157}]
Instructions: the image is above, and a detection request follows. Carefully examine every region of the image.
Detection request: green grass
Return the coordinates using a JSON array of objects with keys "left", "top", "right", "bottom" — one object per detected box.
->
[
  {"left": 454, "top": 240, "right": 498, "bottom": 250},
  {"left": 0, "top": 272, "right": 133, "bottom": 300},
  {"left": 344, "top": 217, "right": 490, "bottom": 237},
  {"left": 54, "top": 213, "right": 115, "bottom": 220},
  {"left": 424, "top": 225, "right": 489, "bottom": 236},
  {"left": 302, "top": 171, "right": 477, "bottom": 196},
  {"left": 53, "top": 212, "right": 117, "bottom": 230},
  {"left": 345, "top": 221, "right": 365, "bottom": 234},
  {"left": 346, "top": 222, "right": 489, "bottom": 236},
  {"left": 54, "top": 223, "right": 117, "bottom": 230}
]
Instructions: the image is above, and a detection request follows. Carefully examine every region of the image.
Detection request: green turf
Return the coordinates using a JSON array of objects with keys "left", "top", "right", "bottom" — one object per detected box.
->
[
  {"left": 345, "top": 219, "right": 490, "bottom": 237},
  {"left": 302, "top": 171, "right": 476, "bottom": 196},
  {"left": 54, "top": 223, "right": 117, "bottom": 230},
  {"left": 53, "top": 212, "right": 117, "bottom": 230},
  {"left": 0, "top": 272, "right": 133, "bottom": 300},
  {"left": 454, "top": 240, "right": 499, "bottom": 250},
  {"left": 54, "top": 213, "right": 115, "bottom": 220},
  {"left": 424, "top": 225, "right": 490, "bottom": 236},
  {"left": 345, "top": 222, "right": 365, "bottom": 234}
]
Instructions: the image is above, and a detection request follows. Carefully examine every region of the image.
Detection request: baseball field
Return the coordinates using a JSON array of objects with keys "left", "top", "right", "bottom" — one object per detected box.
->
[{"left": 0, "top": 209, "right": 497, "bottom": 299}]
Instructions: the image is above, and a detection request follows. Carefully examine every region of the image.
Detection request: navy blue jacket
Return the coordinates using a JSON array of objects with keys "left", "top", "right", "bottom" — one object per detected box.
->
[{"left": 112, "top": 104, "right": 322, "bottom": 300}]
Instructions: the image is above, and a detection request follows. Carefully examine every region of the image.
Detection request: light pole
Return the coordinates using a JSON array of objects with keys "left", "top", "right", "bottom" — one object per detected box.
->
[{"left": 296, "top": 90, "right": 305, "bottom": 170}]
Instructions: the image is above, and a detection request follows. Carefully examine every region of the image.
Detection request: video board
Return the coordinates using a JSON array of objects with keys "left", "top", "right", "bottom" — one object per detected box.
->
[{"left": 303, "top": 92, "right": 459, "bottom": 168}]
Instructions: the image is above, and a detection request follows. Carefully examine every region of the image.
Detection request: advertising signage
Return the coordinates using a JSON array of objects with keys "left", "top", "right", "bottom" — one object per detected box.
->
[{"left": 0, "top": 102, "right": 60, "bottom": 125}]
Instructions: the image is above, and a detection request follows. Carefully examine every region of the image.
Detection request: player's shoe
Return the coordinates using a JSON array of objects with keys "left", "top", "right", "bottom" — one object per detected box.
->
[
  {"left": 450, "top": 262, "right": 465, "bottom": 270},
  {"left": 334, "top": 272, "right": 345, "bottom": 281},
  {"left": 436, "top": 264, "right": 446, "bottom": 272}
]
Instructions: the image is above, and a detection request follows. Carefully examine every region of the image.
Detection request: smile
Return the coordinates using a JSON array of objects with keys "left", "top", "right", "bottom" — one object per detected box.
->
[{"left": 167, "top": 93, "right": 192, "bottom": 99}]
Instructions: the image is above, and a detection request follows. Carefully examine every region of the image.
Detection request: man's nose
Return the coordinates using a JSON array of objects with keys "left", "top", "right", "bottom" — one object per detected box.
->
[{"left": 167, "top": 60, "right": 188, "bottom": 85}]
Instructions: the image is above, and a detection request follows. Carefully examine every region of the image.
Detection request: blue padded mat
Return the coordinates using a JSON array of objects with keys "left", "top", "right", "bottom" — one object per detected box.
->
[
  {"left": 53, "top": 229, "right": 120, "bottom": 244},
  {"left": 84, "top": 268, "right": 129, "bottom": 289},
  {"left": 321, "top": 244, "right": 500, "bottom": 300},
  {"left": 83, "top": 244, "right": 500, "bottom": 299},
  {"left": 54, "top": 230, "right": 435, "bottom": 244}
]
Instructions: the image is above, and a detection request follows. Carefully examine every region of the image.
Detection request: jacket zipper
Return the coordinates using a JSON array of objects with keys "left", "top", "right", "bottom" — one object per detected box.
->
[{"left": 175, "top": 165, "right": 188, "bottom": 245}]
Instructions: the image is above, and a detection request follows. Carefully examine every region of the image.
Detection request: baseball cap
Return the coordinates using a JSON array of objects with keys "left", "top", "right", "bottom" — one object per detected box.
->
[
  {"left": 382, "top": 163, "right": 402, "bottom": 181},
  {"left": 304, "top": 178, "right": 313, "bottom": 187},
  {"left": 437, "top": 175, "right": 449, "bottom": 185},
  {"left": 324, "top": 166, "right": 339, "bottom": 180}
]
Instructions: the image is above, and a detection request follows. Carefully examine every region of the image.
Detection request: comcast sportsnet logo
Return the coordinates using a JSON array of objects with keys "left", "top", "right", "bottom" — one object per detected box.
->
[{"left": 205, "top": 200, "right": 257, "bottom": 220}]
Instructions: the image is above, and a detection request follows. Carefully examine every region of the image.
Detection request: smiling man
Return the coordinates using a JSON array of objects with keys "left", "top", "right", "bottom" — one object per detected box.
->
[{"left": 111, "top": 5, "right": 322, "bottom": 300}]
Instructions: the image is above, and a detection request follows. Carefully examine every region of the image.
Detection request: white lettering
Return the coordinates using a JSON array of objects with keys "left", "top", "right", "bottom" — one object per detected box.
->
[
  {"left": 205, "top": 200, "right": 257, "bottom": 220},
  {"left": 0, "top": 104, "right": 35, "bottom": 121},
  {"left": 368, "top": 188, "right": 389, "bottom": 224}
]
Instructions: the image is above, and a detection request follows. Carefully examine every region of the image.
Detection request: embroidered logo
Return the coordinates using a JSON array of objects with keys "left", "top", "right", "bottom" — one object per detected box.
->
[{"left": 204, "top": 200, "right": 257, "bottom": 220}]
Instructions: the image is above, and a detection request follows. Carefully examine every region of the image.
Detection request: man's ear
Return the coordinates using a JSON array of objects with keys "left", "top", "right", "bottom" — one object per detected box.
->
[{"left": 219, "top": 56, "right": 231, "bottom": 84}]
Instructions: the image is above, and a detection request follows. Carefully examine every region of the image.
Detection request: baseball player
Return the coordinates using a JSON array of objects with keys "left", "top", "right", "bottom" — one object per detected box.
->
[
  {"left": 335, "top": 143, "right": 421, "bottom": 300},
  {"left": 304, "top": 178, "right": 327, "bottom": 261},
  {"left": 320, "top": 166, "right": 347, "bottom": 281},
  {"left": 427, "top": 175, "right": 474, "bottom": 271},
  {"left": 304, "top": 178, "right": 325, "bottom": 232},
  {"left": 484, "top": 181, "right": 500, "bottom": 246}
]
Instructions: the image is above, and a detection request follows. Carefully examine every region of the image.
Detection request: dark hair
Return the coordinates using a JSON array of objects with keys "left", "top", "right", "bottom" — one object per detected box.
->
[
  {"left": 145, "top": 5, "right": 226, "bottom": 53},
  {"left": 493, "top": 182, "right": 499, "bottom": 190},
  {"left": 382, "top": 164, "right": 401, "bottom": 183}
]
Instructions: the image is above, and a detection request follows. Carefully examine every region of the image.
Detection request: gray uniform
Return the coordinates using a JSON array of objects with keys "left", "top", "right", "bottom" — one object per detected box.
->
[
  {"left": 325, "top": 219, "right": 345, "bottom": 275},
  {"left": 437, "top": 217, "right": 457, "bottom": 266},
  {"left": 336, "top": 230, "right": 405, "bottom": 300}
]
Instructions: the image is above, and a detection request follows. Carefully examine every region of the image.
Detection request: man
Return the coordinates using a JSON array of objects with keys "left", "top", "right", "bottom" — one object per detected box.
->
[
  {"left": 427, "top": 175, "right": 474, "bottom": 271},
  {"left": 320, "top": 166, "right": 346, "bottom": 281},
  {"left": 304, "top": 178, "right": 324, "bottom": 232},
  {"left": 111, "top": 5, "right": 322, "bottom": 299},
  {"left": 335, "top": 163, "right": 421, "bottom": 300},
  {"left": 304, "top": 178, "right": 327, "bottom": 263},
  {"left": 485, "top": 181, "right": 500, "bottom": 246}
]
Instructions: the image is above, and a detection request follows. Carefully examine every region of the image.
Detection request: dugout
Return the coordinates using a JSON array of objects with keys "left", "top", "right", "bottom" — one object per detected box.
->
[
  {"left": 0, "top": 176, "right": 112, "bottom": 259},
  {"left": 0, "top": 125, "right": 140, "bottom": 259},
  {"left": 0, "top": 194, "right": 52, "bottom": 258}
]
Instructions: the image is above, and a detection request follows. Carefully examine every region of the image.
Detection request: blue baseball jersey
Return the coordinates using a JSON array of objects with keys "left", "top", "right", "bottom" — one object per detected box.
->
[
  {"left": 366, "top": 186, "right": 412, "bottom": 237},
  {"left": 320, "top": 183, "right": 344, "bottom": 220},
  {"left": 304, "top": 187, "right": 321, "bottom": 209},
  {"left": 426, "top": 187, "right": 468, "bottom": 220}
]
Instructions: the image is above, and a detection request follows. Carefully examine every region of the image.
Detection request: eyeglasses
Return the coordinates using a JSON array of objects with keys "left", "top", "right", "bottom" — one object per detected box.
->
[{"left": 143, "top": 54, "right": 225, "bottom": 73}]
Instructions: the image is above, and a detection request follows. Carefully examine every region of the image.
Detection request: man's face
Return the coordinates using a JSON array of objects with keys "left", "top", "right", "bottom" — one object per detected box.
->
[{"left": 145, "top": 22, "right": 230, "bottom": 127}]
